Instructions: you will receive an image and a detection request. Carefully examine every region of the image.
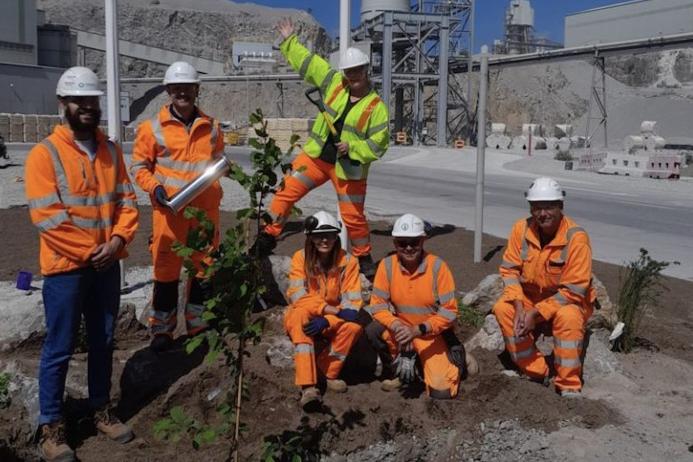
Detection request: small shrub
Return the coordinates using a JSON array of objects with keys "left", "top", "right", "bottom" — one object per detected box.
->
[{"left": 458, "top": 301, "right": 484, "bottom": 328}]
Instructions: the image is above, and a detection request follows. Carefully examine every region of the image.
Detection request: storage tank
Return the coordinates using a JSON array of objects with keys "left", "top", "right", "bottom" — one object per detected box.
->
[{"left": 361, "top": 0, "right": 410, "bottom": 22}]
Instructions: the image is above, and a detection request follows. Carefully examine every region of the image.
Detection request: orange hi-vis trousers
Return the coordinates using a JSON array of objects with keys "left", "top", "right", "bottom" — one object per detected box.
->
[
  {"left": 493, "top": 296, "right": 591, "bottom": 391},
  {"left": 379, "top": 326, "right": 460, "bottom": 399},
  {"left": 284, "top": 306, "right": 363, "bottom": 387},
  {"left": 148, "top": 206, "right": 220, "bottom": 337},
  {"left": 266, "top": 153, "right": 371, "bottom": 256}
]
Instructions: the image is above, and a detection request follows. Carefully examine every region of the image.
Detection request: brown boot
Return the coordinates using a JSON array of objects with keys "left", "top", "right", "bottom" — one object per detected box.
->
[
  {"left": 299, "top": 387, "right": 322, "bottom": 412},
  {"left": 94, "top": 407, "right": 134, "bottom": 444},
  {"left": 326, "top": 379, "right": 347, "bottom": 393},
  {"left": 381, "top": 377, "right": 402, "bottom": 392},
  {"left": 38, "top": 421, "right": 75, "bottom": 462}
]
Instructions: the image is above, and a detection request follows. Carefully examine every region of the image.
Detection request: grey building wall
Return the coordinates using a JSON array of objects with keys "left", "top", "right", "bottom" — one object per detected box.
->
[
  {"left": 0, "top": 63, "right": 62, "bottom": 114},
  {"left": 565, "top": 0, "right": 693, "bottom": 47},
  {"left": 0, "top": 0, "right": 37, "bottom": 65}
]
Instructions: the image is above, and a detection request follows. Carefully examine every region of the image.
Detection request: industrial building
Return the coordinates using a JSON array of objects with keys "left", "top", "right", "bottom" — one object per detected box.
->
[
  {"left": 565, "top": 0, "right": 693, "bottom": 47},
  {"left": 493, "top": 0, "right": 561, "bottom": 55}
]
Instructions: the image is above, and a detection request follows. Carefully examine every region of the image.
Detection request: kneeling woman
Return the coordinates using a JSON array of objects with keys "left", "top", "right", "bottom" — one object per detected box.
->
[{"left": 284, "top": 211, "right": 364, "bottom": 411}]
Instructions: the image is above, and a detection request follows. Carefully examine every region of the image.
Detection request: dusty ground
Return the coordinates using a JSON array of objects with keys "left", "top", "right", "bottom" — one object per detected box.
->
[{"left": 1, "top": 207, "right": 693, "bottom": 461}]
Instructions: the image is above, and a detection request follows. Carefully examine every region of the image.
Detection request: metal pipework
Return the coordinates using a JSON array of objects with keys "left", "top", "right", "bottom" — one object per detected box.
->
[{"left": 164, "top": 155, "right": 234, "bottom": 214}]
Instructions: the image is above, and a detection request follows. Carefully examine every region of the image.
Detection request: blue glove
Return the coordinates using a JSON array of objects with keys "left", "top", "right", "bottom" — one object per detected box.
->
[
  {"left": 153, "top": 185, "right": 169, "bottom": 207},
  {"left": 337, "top": 308, "right": 359, "bottom": 322},
  {"left": 303, "top": 317, "right": 329, "bottom": 337}
]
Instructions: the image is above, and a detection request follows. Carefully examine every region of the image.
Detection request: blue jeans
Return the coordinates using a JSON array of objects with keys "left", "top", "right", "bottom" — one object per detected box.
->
[{"left": 38, "top": 263, "right": 120, "bottom": 425}]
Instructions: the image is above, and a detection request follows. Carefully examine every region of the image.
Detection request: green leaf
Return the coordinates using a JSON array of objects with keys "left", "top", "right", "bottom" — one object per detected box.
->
[
  {"left": 201, "top": 311, "right": 217, "bottom": 321},
  {"left": 170, "top": 406, "right": 186, "bottom": 423},
  {"left": 249, "top": 138, "right": 264, "bottom": 150},
  {"left": 291, "top": 455, "right": 302, "bottom": 462},
  {"left": 185, "top": 335, "right": 204, "bottom": 354}
]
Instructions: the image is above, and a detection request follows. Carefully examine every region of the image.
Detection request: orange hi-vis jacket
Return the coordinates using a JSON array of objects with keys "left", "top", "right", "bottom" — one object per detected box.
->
[
  {"left": 499, "top": 215, "right": 595, "bottom": 320},
  {"left": 286, "top": 249, "right": 363, "bottom": 316},
  {"left": 25, "top": 125, "right": 139, "bottom": 276},
  {"left": 130, "top": 105, "right": 224, "bottom": 209},
  {"left": 369, "top": 253, "right": 458, "bottom": 335}
]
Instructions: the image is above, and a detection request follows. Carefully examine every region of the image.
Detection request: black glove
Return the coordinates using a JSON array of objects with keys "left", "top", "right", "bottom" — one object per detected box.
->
[{"left": 153, "top": 185, "right": 168, "bottom": 207}]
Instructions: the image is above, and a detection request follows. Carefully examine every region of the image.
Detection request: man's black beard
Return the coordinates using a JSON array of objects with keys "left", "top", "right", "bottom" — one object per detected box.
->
[{"left": 64, "top": 107, "right": 101, "bottom": 133}]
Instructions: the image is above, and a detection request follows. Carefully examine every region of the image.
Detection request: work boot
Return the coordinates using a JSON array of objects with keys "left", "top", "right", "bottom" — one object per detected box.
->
[
  {"left": 559, "top": 389, "right": 582, "bottom": 399},
  {"left": 38, "top": 421, "right": 75, "bottom": 462},
  {"left": 300, "top": 387, "right": 322, "bottom": 412},
  {"left": 150, "top": 333, "right": 174, "bottom": 353},
  {"left": 250, "top": 232, "right": 277, "bottom": 257},
  {"left": 326, "top": 379, "right": 347, "bottom": 393},
  {"left": 358, "top": 254, "right": 376, "bottom": 280},
  {"left": 94, "top": 407, "right": 134, "bottom": 444},
  {"left": 381, "top": 377, "right": 402, "bottom": 392}
]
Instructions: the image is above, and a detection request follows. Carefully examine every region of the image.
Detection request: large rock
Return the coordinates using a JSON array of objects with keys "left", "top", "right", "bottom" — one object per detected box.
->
[
  {"left": 461, "top": 274, "right": 503, "bottom": 316},
  {"left": 264, "top": 336, "right": 294, "bottom": 369},
  {"left": 0, "top": 360, "right": 40, "bottom": 435},
  {"left": 586, "top": 275, "right": 617, "bottom": 329},
  {"left": 465, "top": 315, "right": 504, "bottom": 352},
  {"left": 0, "top": 280, "right": 45, "bottom": 351},
  {"left": 582, "top": 329, "right": 622, "bottom": 379}
]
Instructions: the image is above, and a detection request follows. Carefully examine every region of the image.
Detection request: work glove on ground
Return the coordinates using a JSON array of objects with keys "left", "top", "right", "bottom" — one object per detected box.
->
[
  {"left": 393, "top": 350, "right": 420, "bottom": 384},
  {"left": 303, "top": 316, "right": 329, "bottom": 337},
  {"left": 153, "top": 185, "right": 169, "bottom": 207},
  {"left": 337, "top": 308, "right": 359, "bottom": 322}
]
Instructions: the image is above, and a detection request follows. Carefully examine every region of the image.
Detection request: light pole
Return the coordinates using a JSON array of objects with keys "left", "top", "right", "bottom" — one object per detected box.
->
[{"left": 474, "top": 45, "right": 489, "bottom": 263}]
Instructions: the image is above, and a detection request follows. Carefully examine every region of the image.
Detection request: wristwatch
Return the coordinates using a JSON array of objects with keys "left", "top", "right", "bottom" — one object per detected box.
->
[{"left": 418, "top": 323, "right": 428, "bottom": 335}]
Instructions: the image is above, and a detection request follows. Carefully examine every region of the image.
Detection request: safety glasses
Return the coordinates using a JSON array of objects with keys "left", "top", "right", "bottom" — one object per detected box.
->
[
  {"left": 394, "top": 238, "right": 423, "bottom": 249},
  {"left": 310, "top": 233, "right": 338, "bottom": 242}
]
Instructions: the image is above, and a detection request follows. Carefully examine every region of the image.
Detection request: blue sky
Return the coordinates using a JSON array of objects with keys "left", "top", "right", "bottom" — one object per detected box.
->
[{"left": 236, "top": 0, "right": 623, "bottom": 50}]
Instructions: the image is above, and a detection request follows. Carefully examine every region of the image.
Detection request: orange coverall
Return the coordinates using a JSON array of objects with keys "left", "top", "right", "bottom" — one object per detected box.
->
[
  {"left": 284, "top": 249, "right": 364, "bottom": 386},
  {"left": 493, "top": 216, "right": 595, "bottom": 391},
  {"left": 131, "top": 105, "right": 224, "bottom": 335},
  {"left": 25, "top": 125, "right": 139, "bottom": 275},
  {"left": 368, "top": 253, "right": 460, "bottom": 399}
]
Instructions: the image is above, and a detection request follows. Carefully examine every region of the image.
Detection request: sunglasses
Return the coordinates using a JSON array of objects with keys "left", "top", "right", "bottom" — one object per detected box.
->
[
  {"left": 394, "top": 238, "right": 423, "bottom": 249},
  {"left": 310, "top": 233, "right": 338, "bottom": 241}
]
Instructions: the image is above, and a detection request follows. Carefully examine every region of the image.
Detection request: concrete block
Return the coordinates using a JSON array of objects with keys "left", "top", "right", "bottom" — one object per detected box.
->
[
  {"left": 490, "top": 123, "right": 506, "bottom": 135},
  {"left": 521, "top": 123, "right": 542, "bottom": 137},
  {"left": 640, "top": 120, "right": 657, "bottom": 133},
  {"left": 554, "top": 124, "right": 573, "bottom": 138},
  {"left": 486, "top": 134, "right": 512, "bottom": 150}
]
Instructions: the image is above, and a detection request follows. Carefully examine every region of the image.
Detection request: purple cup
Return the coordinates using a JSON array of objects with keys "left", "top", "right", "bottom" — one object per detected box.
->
[{"left": 16, "top": 271, "right": 32, "bottom": 290}]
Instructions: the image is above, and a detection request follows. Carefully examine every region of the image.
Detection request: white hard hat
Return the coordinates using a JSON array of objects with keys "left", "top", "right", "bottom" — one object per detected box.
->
[
  {"left": 392, "top": 213, "right": 426, "bottom": 238},
  {"left": 304, "top": 211, "right": 341, "bottom": 234},
  {"left": 163, "top": 61, "right": 200, "bottom": 85},
  {"left": 56, "top": 66, "right": 103, "bottom": 97},
  {"left": 525, "top": 177, "right": 566, "bottom": 202},
  {"left": 339, "top": 47, "right": 370, "bottom": 70}
]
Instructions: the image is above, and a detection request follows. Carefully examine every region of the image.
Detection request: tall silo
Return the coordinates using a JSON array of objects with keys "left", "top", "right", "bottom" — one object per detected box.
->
[{"left": 360, "top": 0, "right": 410, "bottom": 22}]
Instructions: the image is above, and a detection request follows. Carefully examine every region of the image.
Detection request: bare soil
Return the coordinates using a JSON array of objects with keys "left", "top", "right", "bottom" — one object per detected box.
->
[{"left": 1, "top": 206, "right": 692, "bottom": 461}]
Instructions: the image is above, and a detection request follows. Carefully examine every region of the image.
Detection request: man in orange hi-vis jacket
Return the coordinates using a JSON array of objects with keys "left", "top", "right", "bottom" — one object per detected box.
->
[
  {"left": 130, "top": 61, "right": 224, "bottom": 352},
  {"left": 26, "top": 66, "right": 138, "bottom": 461},
  {"left": 284, "top": 211, "right": 364, "bottom": 411},
  {"left": 368, "top": 214, "right": 461, "bottom": 399},
  {"left": 493, "top": 177, "right": 595, "bottom": 398}
]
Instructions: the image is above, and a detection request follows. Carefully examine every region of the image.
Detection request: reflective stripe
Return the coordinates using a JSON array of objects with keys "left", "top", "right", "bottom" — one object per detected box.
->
[
  {"left": 325, "top": 105, "right": 337, "bottom": 119},
  {"left": 328, "top": 347, "right": 346, "bottom": 362},
  {"left": 158, "top": 157, "right": 214, "bottom": 174},
  {"left": 289, "top": 279, "right": 306, "bottom": 287},
  {"left": 554, "top": 338, "right": 584, "bottom": 350},
  {"left": 28, "top": 193, "right": 61, "bottom": 209},
  {"left": 62, "top": 192, "right": 117, "bottom": 207},
  {"left": 42, "top": 140, "right": 69, "bottom": 198},
  {"left": 554, "top": 356, "right": 582, "bottom": 368},
  {"left": 561, "top": 283, "right": 588, "bottom": 297},
  {"left": 299, "top": 54, "right": 314, "bottom": 78},
  {"left": 371, "top": 287, "right": 389, "bottom": 299},
  {"left": 319, "top": 69, "right": 337, "bottom": 94},
  {"left": 552, "top": 292, "right": 569, "bottom": 305},
  {"left": 129, "top": 161, "right": 151, "bottom": 174},
  {"left": 343, "top": 291, "right": 361, "bottom": 300},
  {"left": 437, "top": 309, "right": 457, "bottom": 321},
  {"left": 150, "top": 117, "right": 169, "bottom": 156},
  {"left": 337, "top": 193, "right": 365, "bottom": 204},
  {"left": 73, "top": 216, "right": 112, "bottom": 229},
  {"left": 291, "top": 170, "right": 316, "bottom": 190},
  {"left": 396, "top": 305, "right": 433, "bottom": 316},
  {"left": 290, "top": 287, "right": 307, "bottom": 303},
  {"left": 149, "top": 309, "right": 176, "bottom": 324},
  {"left": 384, "top": 256, "right": 393, "bottom": 284},
  {"left": 117, "top": 198, "right": 138, "bottom": 209},
  {"left": 295, "top": 343, "right": 314, "bottom": 354},
  {"left": 155, "top": 174, "right": 189, "bottom": 189},
  {"left": 186, "top": 303, "right": 205, "bottom": 316},
  {"left": 342, "top": 124, "right": 364, "bottom": 138},
  {"left": 520, "top": 219, "right": 530, "bottom": 260},
  {"left": 36, "top": 210, "right": 70, "bottom": 232},
  {"left": 308, "top": 132, "right": 325, "bottom": 149},
  {"left": 366, "top": 138, "right": 386, "bottom": 157},
  {"left": 367, "top": 303, "right": 389, "bottom": 313},
  {"left": 366, "top": 122, "right": 388, "bottom": 137},
  {"left": 503, "top": 277, "right": 520, "bottom": 287},
  {"left": 503, "top": 335, "right": 524, "bottom": 345},
  {"left": 510, "top": 347, "right": 535, "bottom": 361},
  {"left": 351, "top": 236, "right": 370, "bottom": 247},
  {"left": 341, "top": 301, "right": 357, "bottom": 310},
  {"left": 116, "top": 183, "right": 135, "bottom": 194},
  {"left": 501, "top": 259, "right": 520, "bottom": 269},
  {"left": 431, "top": 257, "right": 443, "bottom": 304}
]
